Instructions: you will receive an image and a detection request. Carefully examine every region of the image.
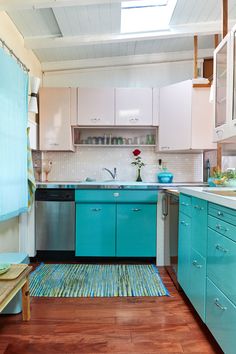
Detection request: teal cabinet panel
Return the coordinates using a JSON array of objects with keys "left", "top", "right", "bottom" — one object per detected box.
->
[
  {"left": 116, "top": 204, "right": 156, "bottom": 257},
  {"left": 177, "top": 212, "right": 191, "bottom": 296},
  {"left": 209, "top": 203, "right": 236, "bottom": 227},
  {"left": 75, "top": 189, "right": 158, "bottom": 203},
  {"left": 206, "top": 277, "right": 236, "bottom": 354},
  {"left": 75, "top": 203, "right": 116, "bottom": 256},
  {"left": 208, "top": 214, "right": 236, "bottom": 243},
  {"left": 75, "top": 190, "right": 120, "bottom": 203},
  {"left": 207, "top": 227, "right": 236, "bottom": 306},
  {"left": 189, "top": 249, "right": 206, "bottom": 321},
  {"left": 192, "top": 197, "right": 208, "bottom": 257},
  {"left": 179, "top": 194, "right": 192, "bottom": 217}
]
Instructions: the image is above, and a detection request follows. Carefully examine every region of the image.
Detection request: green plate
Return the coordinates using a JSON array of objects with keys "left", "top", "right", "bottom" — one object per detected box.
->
[{"left": 0, "top": 263, "right": 10, "bottom": 275}]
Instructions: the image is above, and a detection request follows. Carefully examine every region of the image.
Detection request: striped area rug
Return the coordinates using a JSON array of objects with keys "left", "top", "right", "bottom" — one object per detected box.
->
[{"left": 29, "top": 264, "right": 169, "bottom": 297}]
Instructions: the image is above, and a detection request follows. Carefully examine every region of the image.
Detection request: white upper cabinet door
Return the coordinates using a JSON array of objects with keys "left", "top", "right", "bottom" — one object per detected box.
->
[
  {"left": 152, "top": 88, "right": 159, "bottom": 126},
  {"left": 39, "top": 87, "right": 76, "bottom": 151},
  {"left": 78, "top": 88, "right": 115, "bottom": 126},
  {"left": 159, "top": 81, "right": 192, "bottom": 151},
  {"left": 115, "top": 88, "right": 152, "bottom": 126},
  {"left": 28, "top": 120, "right": 38, "bottom": 150}
]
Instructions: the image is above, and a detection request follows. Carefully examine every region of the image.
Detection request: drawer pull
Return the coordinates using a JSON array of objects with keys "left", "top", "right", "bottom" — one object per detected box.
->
[
  {"left": 180, "top": 221, "right": 189, "bottom": 226},
  {"left": 194, "top": 205, "right": 204, "bottom": 210},
  {"left": 192, "top": 260, "right": 202, "bottom": 268},
  {"left": 181, "top": 202, "right": 189, "bottom": 206},
  {"left": 217, "top": 211, "right": 224, "bottom": 217},
  {"left": 216, "top": 224, "right": 229, "bottom": 232},
  {"left": 214, "top": 298, "right": 227, "bottom": 311},
  {"left": 113, "top": 193, "right": 120, "bottom": 197},
  {"left": 132, "top": 208, "right": 141, "bottom": 212},
  {"left": 215, "top": 244, "right": 228, "bottom": 253},
  {"left": 91, "top": 208, "right": 101, "bottom": 212}
]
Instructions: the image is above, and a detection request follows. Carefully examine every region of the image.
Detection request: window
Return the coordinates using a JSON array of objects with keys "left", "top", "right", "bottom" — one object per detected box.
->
[{"left": 121, "top": 0, "right": 177, "bottom": 33}]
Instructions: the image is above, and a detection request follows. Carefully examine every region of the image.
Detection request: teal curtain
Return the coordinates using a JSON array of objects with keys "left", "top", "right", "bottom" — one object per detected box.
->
[{"left": 0, "top": 47, "right": 29, "bottom": 222}]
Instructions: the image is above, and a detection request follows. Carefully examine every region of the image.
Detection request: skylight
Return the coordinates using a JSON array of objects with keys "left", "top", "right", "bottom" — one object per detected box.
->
[{"left": 121, "top": 0, "right": 177, "bottom": 33}]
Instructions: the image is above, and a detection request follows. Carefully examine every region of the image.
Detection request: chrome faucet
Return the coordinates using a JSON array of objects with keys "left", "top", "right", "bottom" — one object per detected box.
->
[{"left": 103, "top": 167, "right": 117, "bottom": 180}]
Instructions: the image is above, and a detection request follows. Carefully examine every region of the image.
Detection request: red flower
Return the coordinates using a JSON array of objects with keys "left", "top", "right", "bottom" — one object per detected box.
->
[{"left": 133, "top": 149, "right": 141, "bottom": 156}]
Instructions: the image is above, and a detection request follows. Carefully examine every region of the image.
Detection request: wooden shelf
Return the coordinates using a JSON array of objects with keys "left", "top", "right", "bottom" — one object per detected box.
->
[{"left": 192, "top": 83, "right": 211, "bottom": 88}]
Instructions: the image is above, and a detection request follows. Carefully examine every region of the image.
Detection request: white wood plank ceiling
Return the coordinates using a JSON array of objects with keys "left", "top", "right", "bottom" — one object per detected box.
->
[{"left": 3, "top": 0, "right": 236, "bottom": 71}]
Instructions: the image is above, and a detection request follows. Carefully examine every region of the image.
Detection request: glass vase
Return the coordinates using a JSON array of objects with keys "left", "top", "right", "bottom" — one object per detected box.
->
[{"left": 136, "top": 168, "right": 142, "bottom": 182}]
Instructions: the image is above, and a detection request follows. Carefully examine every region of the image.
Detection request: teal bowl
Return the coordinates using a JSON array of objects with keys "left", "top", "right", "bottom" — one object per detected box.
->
[{"left": 157, "top": 172, "right": 173, "bottom": 183}]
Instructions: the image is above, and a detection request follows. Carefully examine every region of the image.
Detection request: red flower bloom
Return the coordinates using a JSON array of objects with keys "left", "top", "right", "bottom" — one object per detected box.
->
[{"left": 133, "top": 149, "right": 141, "bottom": 156}]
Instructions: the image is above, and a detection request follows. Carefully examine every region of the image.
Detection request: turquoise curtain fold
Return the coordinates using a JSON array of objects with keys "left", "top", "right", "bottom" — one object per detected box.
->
[{"left": 0, "top": 47, "right": 29, "bottom": 222}]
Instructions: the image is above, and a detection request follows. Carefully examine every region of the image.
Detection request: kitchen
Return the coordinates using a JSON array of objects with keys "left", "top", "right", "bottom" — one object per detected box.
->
[{"left": 0, "top": 0, "right": 236, "bottom": 353}]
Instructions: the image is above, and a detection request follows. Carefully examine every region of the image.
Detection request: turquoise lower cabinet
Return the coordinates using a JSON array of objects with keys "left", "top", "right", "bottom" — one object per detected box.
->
[
  {"left": 76, "top": 203, "right": 116, "bottom": 256},
  {"left": 206, "top": 278, "right": 236, "bottom": 354},
  {"left": 191, "top": 197, "right": 207, "bottom": 257},
  {"left": 116, "top": 204, "right": 156, "bottom": 257},
  {"left": 177, "top": 211, "right": 191, "bottom": 296},
  {"left": 189, "top": 249, "right": 206, "bottom": 321}
]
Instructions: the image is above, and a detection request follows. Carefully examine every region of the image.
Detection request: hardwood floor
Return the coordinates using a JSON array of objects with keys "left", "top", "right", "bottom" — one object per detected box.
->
[{"left": 0, "top": 267, "right": 223, "bottom": 354}]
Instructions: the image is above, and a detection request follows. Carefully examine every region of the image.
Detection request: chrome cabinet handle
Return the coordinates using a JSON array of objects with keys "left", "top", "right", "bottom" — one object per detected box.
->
[
  {"left": 132, "top": 208, "right": 141, "bottom": 212},
  {"left": 194, "top": 205, "right": 204, "bottom": 210},
  {"left": 217, "top": 211, "right": 224, "bottom": 217},
  {"left": 181, "top": 202, "right": 189, "bottom": 206},
  {"left": 215, "top": 244, "right": 228, "bottom": 253},
  {"left": 91, "top": 208, "right": 101, "bottom": 212},
  {"left": 216, "top": 224, "right": 229, "bottom": 232},
  {"left": 161, "top": 146, "right": 170, "bottom": 150},
  {"left": 214, "top": 298, "right": 227, "bottom": 311},
  {"left": 91, "top": 118, "right": 101, "bottom": 121},
  {"left": 180, "top": 221, "right": 189, "bottom": 226},
  {"left": 49, "top": 143, "right": 59, "bottom": 146},
  {"left": 113, "top": 192, "right": 119, "bottom": 197},
  {"left": 192, "top": 260, "right": 203, "bottom": 268}
]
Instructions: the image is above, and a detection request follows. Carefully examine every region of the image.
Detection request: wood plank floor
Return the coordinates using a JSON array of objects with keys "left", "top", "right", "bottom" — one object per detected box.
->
[{"left": 0, "top": 267, "right": 223, "bottom": 354}]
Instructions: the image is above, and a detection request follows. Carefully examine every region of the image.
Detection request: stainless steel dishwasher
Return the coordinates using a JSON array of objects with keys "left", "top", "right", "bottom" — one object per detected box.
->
[{"left": 35, "top": 189, "right": 75, "bottom": 251}]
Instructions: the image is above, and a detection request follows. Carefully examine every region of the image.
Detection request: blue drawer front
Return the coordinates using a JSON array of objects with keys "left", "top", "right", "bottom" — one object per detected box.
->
[
  {"left": 189, "top": 249, "right": 206, "bottom": 322},
  {"left": 179, "top": 194, "right": 192, "bottom": 217},
  {"left": 207, "top": 227, "right": 236, "bottom": 306},
  {"left": 208, "top": 214, "right": 236, "bottom": 243},
  {"left": 75, "top": 190, "right": 158, "bottom": 203},
  {"left": 209, "top": 203, "right": 236, "bottom": 227},
  {"left": 206, "top": 277, "right": 236, "bottom": 354}
]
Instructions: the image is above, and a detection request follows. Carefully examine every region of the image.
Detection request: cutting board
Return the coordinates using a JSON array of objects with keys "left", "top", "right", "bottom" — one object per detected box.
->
[{"left": 0, "top": 264, "right": 28, "bottom": 280}]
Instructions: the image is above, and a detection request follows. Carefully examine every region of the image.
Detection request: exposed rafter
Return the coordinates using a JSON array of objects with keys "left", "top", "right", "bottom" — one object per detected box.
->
[
  {"left": 41, "top": 48, "right": 214, "bottom": 72},
  {"left": 0, "top": 0, "right": 127, "bottom": 11},
  {"left": 24, "top": 21, "right": 227, "bottom": 50}
]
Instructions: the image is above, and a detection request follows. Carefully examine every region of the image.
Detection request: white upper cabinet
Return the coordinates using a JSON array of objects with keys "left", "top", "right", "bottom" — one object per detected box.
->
[
  {"left": 39, "top": 87, "right": 76, "bottom": 151},
  {"left": 28, "top": 119, "right": 38, "bottom": 150},
  {"left": 152, "top": 88, "right": 159, "bottom": 126},
  {"left": 115, "top": 88, "right": 152, "bottom": 126},
  {"left": 159, "top": 80, "right": 216, "bottom": 152},
  {"left": 78, "top": 88, "right": 115, "bottom": 126}
]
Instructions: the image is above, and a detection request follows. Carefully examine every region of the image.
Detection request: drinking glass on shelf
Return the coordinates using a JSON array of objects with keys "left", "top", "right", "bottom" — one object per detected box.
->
[
  {"left": 42, "top": 160, "right": 53, "bottom": 182},
  {"left": 33, "top": 160, "right": 41, "bottom": 181}
]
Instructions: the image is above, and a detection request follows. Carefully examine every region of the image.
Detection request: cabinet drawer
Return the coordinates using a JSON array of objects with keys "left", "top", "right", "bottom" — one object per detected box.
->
[
  {"left": 208, "top": 214, "right": 236, "bottom": 243},
  {"left": 206, "top": 277, "right": 236, "bottom": 354},
  {"left": 207, "top": 228, "right": 236, "bottom": 305},
  {"left": 179, "top": 194, "right": 192, "bottom": 216},
  {"left": 189, "top": 249, "right": 206, "bottom": 321},
  {"left": 75, "top": 190, "right": 157, "bottom": 203},
  {"left": 209, "top": 203, "right": 236, "bottom": 227}
]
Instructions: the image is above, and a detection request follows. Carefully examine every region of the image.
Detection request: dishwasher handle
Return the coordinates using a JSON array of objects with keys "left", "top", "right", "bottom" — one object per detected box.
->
[{"left": 162, "top": 193, "right": 169, "bottom": 218}]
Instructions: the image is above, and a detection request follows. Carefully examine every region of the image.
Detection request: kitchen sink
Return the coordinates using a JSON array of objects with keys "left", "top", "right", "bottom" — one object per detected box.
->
[{"left": 204, "top": 190, "right": 236, "bottom": 197}]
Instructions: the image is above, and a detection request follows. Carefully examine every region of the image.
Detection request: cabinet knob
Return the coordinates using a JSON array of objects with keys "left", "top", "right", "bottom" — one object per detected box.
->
[{"left": 113, "top": 192, "right": 119, "bottom": 197}]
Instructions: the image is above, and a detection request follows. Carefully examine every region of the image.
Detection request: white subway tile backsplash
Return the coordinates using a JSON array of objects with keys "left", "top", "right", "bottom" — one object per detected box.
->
[{"left": 41, "top": 147, "right": 203, "bottom": 183}]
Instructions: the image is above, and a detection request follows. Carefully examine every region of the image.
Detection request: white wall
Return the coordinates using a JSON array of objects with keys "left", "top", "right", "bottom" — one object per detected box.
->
[
  {"left": 43, "top": 60, "right": 195, "bottom": 88},
  {"left": 0, "top": 12, "right": 42, "bottom": 253}
]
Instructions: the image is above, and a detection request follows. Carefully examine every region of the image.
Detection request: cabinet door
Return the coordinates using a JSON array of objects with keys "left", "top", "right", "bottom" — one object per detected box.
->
[
  {"left": 178, "top": 212, "right": 191, "bottom": 296},
  {"left": 117, "top": 204, "right": 156, "bottom": 257},
  {"left": 191, "top": 197, "right": 207, "bottom": 257},
  {"left": 76, "top": 203, "right": 116, "bottom": 256},
  {"left": 78, "top": 88, "right": 115, "bottom": 126},
  {"left": 39, "top": 87, "right": 75, "bottom": 151},
  {"left": 159, "top": 80, "right": 192, "bottom": 151},
  {"left": 115, "top": 88, "right": 152, "bottom": 126},
  {"left": 189, "top": 249, "right": 206, "bottom": 321}
]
